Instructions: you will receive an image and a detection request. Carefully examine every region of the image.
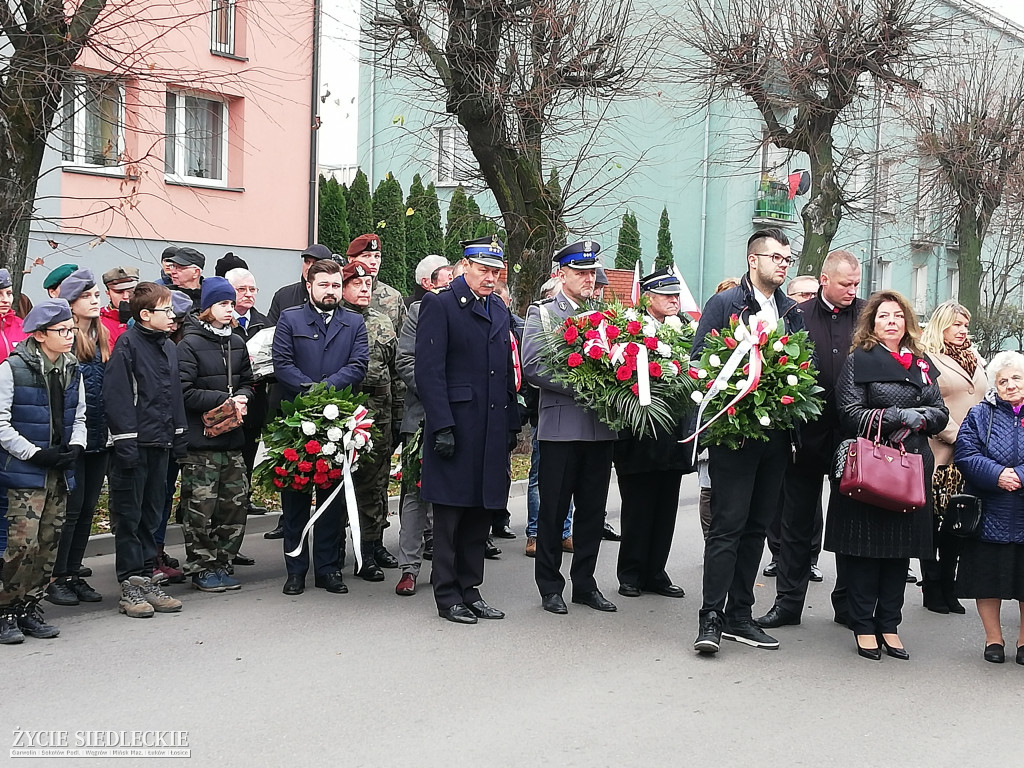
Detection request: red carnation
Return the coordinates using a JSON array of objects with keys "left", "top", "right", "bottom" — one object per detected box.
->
[
  {"left": 688, "top": 367, "right": 700, "bottom": 380},
  {"left": 616, "top": 365, "right": 632, "bottom": 382},
  {"left": 799, "top": 361, "right": 810, "bottom": 370},
  {"left": 416, "top": 481, "right": 421, "bottom": 488},
  {"left": 563, "top": 326, "right": 579, "bottom": 344},
  {"left": 292, "top": 474, "right": 304, "bottom": 483},
  {"left": 315, "top": 459, "right": 329, "bottom": 472},
  {"left": 585, "top": 329, "right": 600, "bottom": 340},
  {"left": 727, "top": 406, "right": 737, "bottom": 417},
  {"left": 706, "top": 380, "right": 714, "bottom": 389},
  {"left": 644, "top": 337, "right": 659, "bottom": 350},
  {"left": 587, "top": 346, "right": 603, "bottom": 359},
  {"left": 589, "top": 312, "right": 604, "bottom": 327},
  {"left": 779, "top": 335, "right": 789, "bottom": 344},
  {"left": 297, "top": 461, "right": 313, "bottom": 473},
  {"left": 778, "top": 355, "right": 789, "bottom": 366},
  {"left": 328, "top": 469, "right": 342, "bottom": 480},
  {"left": 313, "top": 472, "right": 329, "bottom": 484},
  {"left": 291, "top": 482, "right": 303, "bottom": 490},
  {"left": 283, "top": 448, "right": 299, "bottom": 462},
  {"left": 606, "top": 325, "right": 621, "bottom": 340},
  {"left": 626, "top": 321, "right": 642, "bottom": 335},
  {"left": 274, "top": 466, "right": 288, "bottom": 477},
  {"left": 724, "top": 336, "right": 738, "bottom": 349},
  {"left": 625, "top": 342, "right": 639, "bottom": 357},
  {"left": 781, "top": 395, "right": 795, "bottom": 405},
  {"left": 273, "top": 478, "right": 286, "bottom": 488},
  {"left": 649, "top": 362, "right": 662, "bottom": 378},
  {"left": 567, "top": 352, "right": 584, "bottom": 368},
  {"left": 304, "top": 440, "right": 321, "bottom": 454},
  {"left": 631, "top": 383, "right": 639, "bottom": 396},
  {"left": 710, "top": 328, "right": 720, "bottom": 337}
]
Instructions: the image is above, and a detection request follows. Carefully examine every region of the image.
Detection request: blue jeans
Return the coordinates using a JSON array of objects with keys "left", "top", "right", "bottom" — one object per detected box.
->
[{"left": 526, "top": 428, "right": 572, "bottom": 539}]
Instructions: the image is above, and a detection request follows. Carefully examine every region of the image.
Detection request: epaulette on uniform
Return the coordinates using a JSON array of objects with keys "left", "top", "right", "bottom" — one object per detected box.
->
[
  {"left": 431, "top": 286, "right": 451, "bottom": 294},
  {"left": 532, "top": 297, "right": 554, "bottom": 306}
]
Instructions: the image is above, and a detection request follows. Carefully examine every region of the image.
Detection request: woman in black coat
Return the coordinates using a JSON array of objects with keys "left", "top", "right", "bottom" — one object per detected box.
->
[
  {"left": 177, "top": 278, "right": 254, "bottom": 592},
  {"left": 825, "top": 290, "right": 948, "bottom": 660}
]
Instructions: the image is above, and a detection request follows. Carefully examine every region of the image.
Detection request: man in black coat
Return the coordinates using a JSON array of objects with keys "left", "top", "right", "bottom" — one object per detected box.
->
[
  {"left": 757, "top": 250, "right": 867, "bottom": 629},
  {"left": 692, "top": 227, "right": 806, "bottom": 655},
  {"left": 415, "top": 236, "right": 519, "bottom": 624},
  {"left": 267, "top": 244, "right": 336, "bottom": 324}
]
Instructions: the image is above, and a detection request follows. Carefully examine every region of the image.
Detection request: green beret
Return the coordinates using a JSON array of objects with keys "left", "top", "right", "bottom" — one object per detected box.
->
[{"left": 42, "top": 263, "right": 79, "bottom": 291}]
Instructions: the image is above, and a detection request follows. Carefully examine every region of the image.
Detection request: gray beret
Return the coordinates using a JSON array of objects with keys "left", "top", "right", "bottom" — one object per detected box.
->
[
  {"left": 23, "top": 298, "right": 72, "bottom": 332},
  {"left": 57, "top": 268, "right": 97, "bottom": 304},
  {"left": 0, "top": 269, "right": 11, "bottom": 290},
  {"left": 170, "top": 290, "right": 194, "bottom": 318}
]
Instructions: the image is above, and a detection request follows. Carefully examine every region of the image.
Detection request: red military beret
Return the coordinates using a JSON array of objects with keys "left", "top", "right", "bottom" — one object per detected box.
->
[
  {"left": 342, "top": 262, "right": 372, "bottom": 283},
  {"left": 346, "top": 233, "right": 381, "bottom": 257}
]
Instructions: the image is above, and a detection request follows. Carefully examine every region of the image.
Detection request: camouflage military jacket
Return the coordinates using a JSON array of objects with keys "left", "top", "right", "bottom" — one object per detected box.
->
[
  {"left": 369, "top": 280, "right": 407, "bottom": 423},
  {"left": 345, "top": 302, "right": 400, "bottom": 426}
]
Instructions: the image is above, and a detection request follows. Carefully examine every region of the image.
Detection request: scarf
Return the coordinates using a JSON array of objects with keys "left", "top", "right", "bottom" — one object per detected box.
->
[{"left": 943, "top": 340, "right": 977, "bottom": 379}]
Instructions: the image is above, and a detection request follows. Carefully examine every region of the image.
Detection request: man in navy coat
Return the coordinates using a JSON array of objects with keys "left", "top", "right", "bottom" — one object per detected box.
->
[
  {"left": 415, "top": 236, "right": 519, "bottom": 624},
  {"left": 272, "top": 259, "right": 369, "bottom": 596}
]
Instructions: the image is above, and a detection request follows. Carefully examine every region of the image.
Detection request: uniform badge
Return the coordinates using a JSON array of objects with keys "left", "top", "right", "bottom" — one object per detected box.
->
[
  {"left": 371, "top": 239, "right": 379, "bottom": 250},
  {"left": 558, "top": 301, "right": 568, "bottom": 311}
]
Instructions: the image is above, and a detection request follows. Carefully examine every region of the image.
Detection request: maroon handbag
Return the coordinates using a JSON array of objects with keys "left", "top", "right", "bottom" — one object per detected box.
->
[{"left": 838, "top": 410, "right": 926, "bottom": 513}]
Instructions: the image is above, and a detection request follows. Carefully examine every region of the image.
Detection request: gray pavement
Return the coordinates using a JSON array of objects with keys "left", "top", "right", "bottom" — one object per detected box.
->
[{"left": 8, "top": 474, "right": 1023, "bottom": 767}]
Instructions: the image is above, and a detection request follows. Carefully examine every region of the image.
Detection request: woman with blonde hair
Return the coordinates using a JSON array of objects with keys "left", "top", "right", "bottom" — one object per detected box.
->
[
  {"left": 825, "top": 290, "right": 948, "bottom": 659},
  {"left": 919, "top": 301, "right": 986, "bottom": 614}
]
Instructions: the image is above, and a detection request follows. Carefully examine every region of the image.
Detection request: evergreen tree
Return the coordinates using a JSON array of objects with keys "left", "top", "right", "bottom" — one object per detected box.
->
[
  {"left": 614, "top": 211, "right": 642, "bottom": 271},
  {"left": 405, "top": 173, "right": 430, "bottom": 290},
  {"left": 655, "top": 207, "right": 674, "bottom": 270},
  {"left": 372, "top": 173, "right": 407, "bottom": 291},
  {"left": 445, "top": 186, "right": 471, "bottom": 261},
  {"left": 423, "top": 183, "right": 445, "bottom": 257},
  {"left": 347, "top": 169, "right": 374, "bottom": 238},
  {"left": 547, "top": 169, "right": 567, "bottom": 250},
  {"left": 317, "top": 175, "right": 349, "bottom": 255}
]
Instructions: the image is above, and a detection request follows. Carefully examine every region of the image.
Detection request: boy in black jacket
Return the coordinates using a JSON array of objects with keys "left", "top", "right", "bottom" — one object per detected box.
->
[{"left": 104, "top": 283, "right": 188, "bottom": 618}]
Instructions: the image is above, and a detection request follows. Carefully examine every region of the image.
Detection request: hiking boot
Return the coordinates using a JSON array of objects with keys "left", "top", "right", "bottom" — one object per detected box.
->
[
  {"left": 141, "top": 577, "right": 183, "bottom": 613},
  {"left": 192, "top": 570, "right": 226, "bottom": 592},
  {"left": 119, "top": 577, "right": 155, "bottom": 618},
  {"left": 154, "top": 550, "right": 185, "bottom": 584},
  {"left": 45, "top": 578, "right": 80, "bottom": 606},
  {"left": 0, "top": 605, "right": 25, "bottom": 644},
  {"left": 17, "top": 599, "right": 60, "bottom": 638},
  {"left": 215, "top": 567, "right": 240, "bottom": 590},
  {"left": 356, "top": 543, "right": 385, "bottom": 582},
  {"left": 69, "top": 577, "right": 102, "bottom": 602}
]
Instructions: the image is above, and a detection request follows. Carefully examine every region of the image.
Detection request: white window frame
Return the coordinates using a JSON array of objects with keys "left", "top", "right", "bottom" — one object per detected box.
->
[
  {"left": 877, "top": 159, "right": 894, "bottom": 213},
  {"left": 912, "top": 264, "right": 928, "bottom": 314},
  {"left": 211, "top": 0, "right": 237, "bottom": 56},
  {"left": 947, "top": 268, "right": 959, "bottom": 302},
  {"left": 61, "top": 76, "right": 125, "bottom": 170},
  {"left": 435, "top": 126, "right": 472, "bottom": 187},
  {"left": 876, "top": 259, "right": 892, "bottom": 291},
  {"left": 164, "top": 91, "right": 229, "bottom": 187}
]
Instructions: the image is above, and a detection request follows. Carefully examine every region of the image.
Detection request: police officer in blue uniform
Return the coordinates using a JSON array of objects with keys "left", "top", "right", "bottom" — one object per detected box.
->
[{"left": 415, "top": 236, "right": 520, "bottom": 624}]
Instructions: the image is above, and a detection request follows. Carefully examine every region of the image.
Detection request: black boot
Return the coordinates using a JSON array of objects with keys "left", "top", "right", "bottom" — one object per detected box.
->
[
  {"left": 922, "top": 582, "right": 950, "bottom": 614},
  {"left": 45, "top": 578, "right": 80, "bottom": 606},
  {"left": 373, "top": 539, "right": 399, "bottom": 569},
  {"left": 17, "top": 598, "right": 60, "bottom": 638},
  {"left": 939, "top": 532, "right": 965, "bottom": 614},
  {"left": 0, "top": 604, "right": 25, "bottom": 644},
  {"left": 355, "top": 542, "right": 385, "bottom": 582}
]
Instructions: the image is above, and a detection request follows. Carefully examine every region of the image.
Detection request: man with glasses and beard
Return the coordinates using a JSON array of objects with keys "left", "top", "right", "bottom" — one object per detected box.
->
[{"left": 272, "top": 260, "right": 369, "bottom": 596}]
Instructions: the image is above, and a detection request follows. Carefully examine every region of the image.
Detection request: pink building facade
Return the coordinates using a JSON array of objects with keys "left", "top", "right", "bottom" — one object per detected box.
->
[{"left": 28, "top": 0, "right": 316, "bottom": 299}]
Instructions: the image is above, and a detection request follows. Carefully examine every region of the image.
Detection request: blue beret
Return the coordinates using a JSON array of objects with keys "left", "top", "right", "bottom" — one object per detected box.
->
[
  {"left": 554, "top": 240, "right": 600, "bottom": 270},
  {"left": 461, "top": 235, "right": 504, "bottom": 269},
  {"left": 170, "top": 290, "right": 194, "bottom": 318},
  {"left": 43, "top": 263, "right": 78, "bottom": 291},
  {"left": 640, "top": 268, "right": 682, "bottom": 295},
  {"left": 58, "top": 268, "right": 97, "bottom": 304},
  {"left": 200, "top": 277, "right": 236, "bottom": 311},
  {"left": 0, "top": 269, "right": 11, "bottom": 290},
  {"left": 23, "top": 298, "right": 72, "bottom": 332}
]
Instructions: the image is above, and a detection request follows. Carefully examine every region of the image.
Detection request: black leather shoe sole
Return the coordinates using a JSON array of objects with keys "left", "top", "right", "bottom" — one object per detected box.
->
[
  {"left": 617, "top": 584, "right": 642, "bottom": 597},
  {"left": 694, "top": 636, "right": 720, "bottom": 654},
  {"left": 541, "top": 594, "right": 568, "bottom": 614}
]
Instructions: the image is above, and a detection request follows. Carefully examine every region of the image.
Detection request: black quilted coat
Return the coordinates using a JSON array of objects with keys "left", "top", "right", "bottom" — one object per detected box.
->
[{"left": 824, "top": 344, "right": 949, "bottom": 559}]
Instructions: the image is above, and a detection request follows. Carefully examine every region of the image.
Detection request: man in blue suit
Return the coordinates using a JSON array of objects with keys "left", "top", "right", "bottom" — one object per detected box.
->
[
  {"left": 416, "top": 236, "right": 520, "bottom": 624},
  {"left": 272, "top": 259, "right": 369, "bottom": 596}
]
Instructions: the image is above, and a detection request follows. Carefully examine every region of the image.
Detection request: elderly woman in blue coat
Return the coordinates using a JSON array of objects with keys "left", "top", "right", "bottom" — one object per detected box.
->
[{"left": 955, "top": 350, "right": 1024, "bottom": 665}]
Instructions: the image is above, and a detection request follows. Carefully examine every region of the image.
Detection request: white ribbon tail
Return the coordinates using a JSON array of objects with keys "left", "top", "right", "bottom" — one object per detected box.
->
[
  {"left": 680, "top": 337, "right": 755, "bottom": 462},
  {"left": 284, "top": 449, "right": 361, "bottom": 571},
  {"left": 636, "top": 345, "right": 652, "bottom": 406}
]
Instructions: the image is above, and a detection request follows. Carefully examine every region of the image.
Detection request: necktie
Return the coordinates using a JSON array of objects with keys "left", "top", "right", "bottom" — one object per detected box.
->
[
  {"left": 481, "top": 296, "right": 489, "bottom": 317},
  {"left": 321, "top": 312, "right": 331, "bottom": 327},
  {"left": 238, "top": 316, "right": 247, "bottom": 329}
]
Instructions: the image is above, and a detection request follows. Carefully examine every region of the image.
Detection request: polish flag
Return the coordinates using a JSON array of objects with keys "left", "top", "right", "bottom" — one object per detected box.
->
[
  {"left": 630, "top": 261, "right": 641, "bottom": 306},
  {"left": 672, "top": 266, "right": 701, "bottom": 321}
]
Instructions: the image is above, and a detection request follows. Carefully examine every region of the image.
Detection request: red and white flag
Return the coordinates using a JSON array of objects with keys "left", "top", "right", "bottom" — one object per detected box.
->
[
  {"left": 630, "top": 260, "right": 641, "bottom": 306},
  {"left": 672, "top": 266, "right": 701, "bottom": 321}
]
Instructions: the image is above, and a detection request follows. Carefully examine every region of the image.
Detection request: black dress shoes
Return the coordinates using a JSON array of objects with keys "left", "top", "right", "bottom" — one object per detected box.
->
[
  {"left": 314, "top": 571, "right": 348, "bottom": 593},
  {"left": 484, "top": 538, "right": 502, "bottom": 559},
  {"left": 541, "top": 593, "right": 568, "bottom": 614},
  {"left": 232, "top": 553, "right": 255, "bottom": 566},
  {"left": 878, "top": 635, "right": 909, "bottom": 660},
  {"left": 282, "top": 575, "right": 304, "bottom": 595},
  {"left": 491, "top": 525, "right": 516, "bottom": 539},
  {"left": 618, "top": 583, "right": 642, "bottom": 597},
  {"left": 468, "top": 599, "right": 505, "bottom": 619},
  {"left": 984, "top": 643, "right": 1005, "bottom": 663},
  {"left": 601, "top": 523, "right": 621, "bottom": 541},
  {"left": 648, "top": 584, "right": 685, "bottom": 598},
  {"left": 247, "top": 503, "right": 268, "bottom": 515},
  {"left": 572, "top": 590, "right": 617, "bottom": 612},
  {"left": 356, "top": 559, "right": 385, "bottom": 581},
  {"left": 1017, "top": 646, "right": 1024, "bottom": 666},
  {"left": 264, "top": 524, "right": 284, "bottom": 540},
  {"left": 755, "top": 606, "right": 802, "bottom": 629},
  {"left": 439, "top": 604, "right": 478, "bottom": 624},
  {"left": 856, "top": 643, "right": 882, "bottom": 661}
]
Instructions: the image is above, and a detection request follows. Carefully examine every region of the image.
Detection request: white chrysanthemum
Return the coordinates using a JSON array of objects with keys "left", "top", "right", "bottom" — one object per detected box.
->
[
  {"left": 709, "top": 354, "right": 721, "bottom": 368},
  {"left": 301, "top": 421, "right": 317, "bottom": 436},
  {"left": 624, "top": 308, "right": 640, "bottom": 321},
  {"left": 691, "top": 391, "right": 704, "bottom": 403},
  {"left": 664, "top": 315, "right": 683, "bottom": 330},
  {"left": 354, "top": 432, "right": 368, "bottom": 449},
  {"left": 322, "top": 404, "right": 340, "bottom": 420},
  {"left": 327, "top": 427, "right": 343, "bottom": 442},
  {"left": 759, "top": 414, "right": 771, "bottom": 427},
  {"left": 345, "top": 418, "right": 358, "bottom": 431},
  {"left": 662, "top": 362, "right": 677, "bottom": 377},
  {"left": 697, "top": 369, "right": 709, "bottom": 379},
  {"left": 787, "top": 375, "right": 799, "bottom": 387},
  {"left": 689, "top": 320, "right": 699, "bottom": 332},
  {"left": 657, "top": 341, "right": 672, "bottom": 358},
  {"left": 322, "top": 442, "right": 338, "bottom": 455},
  {"left": 642, "top": 322, "right": 658, "bottom": 337},
  {"left": 773, "top": 340, "right": 785, "bottom": 352}
]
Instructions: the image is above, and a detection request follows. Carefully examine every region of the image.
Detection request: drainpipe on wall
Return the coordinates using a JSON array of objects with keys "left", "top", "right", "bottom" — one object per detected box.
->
[
  {"left": 867, "top": 91, "right": 883, "bottom": 294},
  {"left": 698, "top": 105, "right": 711, "bottom": 303},
  {"left": 308, "top": 0, "right": 323, "bottom": 245}
]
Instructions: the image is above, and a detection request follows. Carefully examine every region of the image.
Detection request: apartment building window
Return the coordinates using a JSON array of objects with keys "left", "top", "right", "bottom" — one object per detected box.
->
[
  {"left": 165, "top": 92, "right": 228, "bottom": 184},
  {"left": 436, "top": 126, "right": 471, "bottom": 186},
  {"left": 875, "top": 259, "right": 892, "bottom": 291},
  {"left": 877, "top": 158, "right": 895, "bottom": 213},
  {"left": 211, "top": 0, "right": 236, "bottom": 55},
  {"left": 912, "top": 264, "right": 928, "bottom": 314},
  {"left": 61, "top": 77, "right": 123, "bottom": 167}
]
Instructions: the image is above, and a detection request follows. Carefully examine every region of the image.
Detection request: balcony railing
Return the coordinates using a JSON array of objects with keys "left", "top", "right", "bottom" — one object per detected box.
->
[{"left": 753, "top": 180, "right": 798, "bottom": 225}]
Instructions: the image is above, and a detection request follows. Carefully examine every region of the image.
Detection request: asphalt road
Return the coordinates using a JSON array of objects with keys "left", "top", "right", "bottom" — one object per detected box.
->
[{"left": 7, "top": 474, "right": 1023, "bottom": 767}]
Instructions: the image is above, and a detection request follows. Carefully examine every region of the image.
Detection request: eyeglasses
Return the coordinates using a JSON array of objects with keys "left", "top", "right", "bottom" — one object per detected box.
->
[
  {"left": 753, "top": 252, "right": 794, "bottom": 267},
  {"left": 789, "top": 290, "right": 817, "bottom": 300},
  {"left": 145, "top": 306, "right": 176, "bottom": 317},
  {"left": 235, "top": 286, "right": 258, "bottom": 294},
  {"left": 45, "top": 327, "right": 80, "bottom": 339}
]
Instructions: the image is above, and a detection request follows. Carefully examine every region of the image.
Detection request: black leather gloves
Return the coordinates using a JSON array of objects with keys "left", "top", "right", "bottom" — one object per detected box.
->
[{"left": 434, "top": 428, "right": 456, "bottom": 458}]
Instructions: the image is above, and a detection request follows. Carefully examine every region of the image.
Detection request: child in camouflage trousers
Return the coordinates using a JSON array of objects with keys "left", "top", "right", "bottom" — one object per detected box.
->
[{"left": 0, "top": 298, "right": 87, "bottom": 645}]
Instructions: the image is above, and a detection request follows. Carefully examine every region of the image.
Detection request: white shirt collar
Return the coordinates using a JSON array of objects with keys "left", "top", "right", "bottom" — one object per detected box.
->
[
  {"left": 752, "top": 287, "right": 778, "bottom": 322},
  {"left": 821, "top": 295, "right": 836, "bottom": 312}
]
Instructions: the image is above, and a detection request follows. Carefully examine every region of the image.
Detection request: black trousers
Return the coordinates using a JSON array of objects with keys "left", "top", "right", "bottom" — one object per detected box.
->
[
  {"left": 766, "top": 474, "right": 823, "bottom": 562},
  {"left": 845, "top": 555, "right": 909, "bottom": 635},
  {"left": 53, "top": 450, "right": 109, "bottom": 579},
  {"left": 110, "top": 447, "right": 169, "bottom": 583},
  {"left": 280, "top": 487, "right": 345, "bottom": 577},
  {"left": 616, "top": 470, "right": 682, "bottom": 590},
  {"left": 773, "top": 464, "right": 826, "bottom": 615},
  {"left": 535, "top": 440, "right": 613, "bottom": 597},
  {"left": 702, "top": 432, "right": 788, "bottom": 621},
  {"left": 431, "top": 504, "right": 491, "bottom": 610}
]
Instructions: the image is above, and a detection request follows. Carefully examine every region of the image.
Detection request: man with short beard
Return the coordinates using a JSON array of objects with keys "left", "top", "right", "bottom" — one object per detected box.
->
[{"left": 272, "top": 260, "right": 369, "bottom": 596}]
